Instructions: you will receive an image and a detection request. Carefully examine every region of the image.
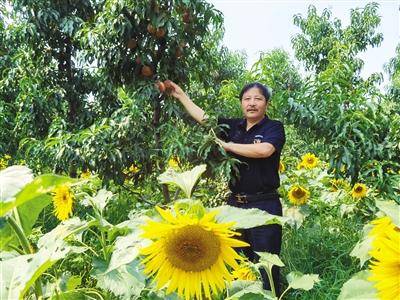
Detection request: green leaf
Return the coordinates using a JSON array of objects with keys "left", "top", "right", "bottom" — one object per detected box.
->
[
  {"left": 0, "top": 166, "right": 33, "bottom": 202},
  {"left": 283, "top": 205, "right": 307, "bottom": 229},
  {"left": 286, "top": 271, "right": 320, "bottom": 291},
  {"left": 213, "top": 205, "right": 286, "bottom": 229},
  {"left": 1, "top": 174, "right": 77, "bottom": 217},
  {"left": 375, "top": 200, "right": 400, "bottom": 227},
  {"left": 49, "top": 290, "right": 87, "bottom": 300},
  {"left": 38, "top": 217, "right": 91, "bottom": 249},
  {"left": 65, "top": 275, "right": 81, "bottom": 291},
  {"left": 106, "top": 230, "right": 148, "bottom": 273},
  {"left": 338, "top": 270, "right": 378, "bottom": 300},
  {"left": 0, "top": 240, "right": 79, "bottom": 300},
  {"left": 81, "top": 189, "right": 113, "bottom": 212},
  {"left": 350, "top": 235, "right": 373, "bottom": 267},
  {"left": 158, "top": 165, "right": 207, "bottom": 198},
  {"left": 256, "top": 252, "right": 285, "bottom": 268},
  {"left": 174, "top": 199, "right": 206, "bottom": 219},
  {"left": 226, "top": 281, "right": 276, "bottom": 300},
  {"left": 91, "top": 258, "right": 145, "bottom": 299}
]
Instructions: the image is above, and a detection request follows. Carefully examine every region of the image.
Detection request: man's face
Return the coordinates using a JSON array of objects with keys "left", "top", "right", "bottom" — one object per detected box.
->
[{"left": 241, "top": 87, "right": 268, "bottom": 122}]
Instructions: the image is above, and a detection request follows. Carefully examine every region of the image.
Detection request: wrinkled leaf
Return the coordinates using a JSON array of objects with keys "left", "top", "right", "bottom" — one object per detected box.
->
[
  {"left": 0, "top": 241, "right": 79, "bottom": 300},
  {"left": 38, "top": 217, "right": 91, "bottom": 249},
  {"left": 213, "top": 205, "right": 286, "bottom": 229},
  {"left": 106, "top": 231, "right": 149, "bottom": 273},
  {"left": 81, "top": 189, "right": 113, "bottom": 212},
  {"left": 91, "top": 258, "right": 145, "bottom": 299},
  {"left": 256, "top": 252, "right": 285, "bottom": 268},
  {"left": 0, "top": 166, "right": 33, "bottom": 202},
  {"left": 375, "top": 200, "right": 400, "bottom": 227},
  {"left": 338, "top": 270, "right": 378, "bottom": 300},
  {"left": 226, "top": 280, "right": 276, "bottom": 300},
  {"left": 283, "top": 205, "right": 307, "bottom": 229},
  {"left": 286, "top": 271, "right": 320, "bottom": 291},
  {"left": 350, "top": 235, "right": 373, "bottom": 267}
]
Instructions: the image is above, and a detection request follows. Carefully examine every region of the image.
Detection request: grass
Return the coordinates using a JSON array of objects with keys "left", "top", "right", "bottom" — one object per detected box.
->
[{"left": 280, "top": 210, "right": 364, "bottom": 299}]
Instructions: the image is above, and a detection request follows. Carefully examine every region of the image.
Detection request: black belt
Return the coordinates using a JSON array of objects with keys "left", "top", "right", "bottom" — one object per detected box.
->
[{"left": 232, "top": 190, "right": 279, "bottom": 204}]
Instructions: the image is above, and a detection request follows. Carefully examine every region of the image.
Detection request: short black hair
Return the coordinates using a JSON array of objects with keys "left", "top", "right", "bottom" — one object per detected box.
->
[{"left": 239, "top": 82, "right": 271, "bottom": 101}]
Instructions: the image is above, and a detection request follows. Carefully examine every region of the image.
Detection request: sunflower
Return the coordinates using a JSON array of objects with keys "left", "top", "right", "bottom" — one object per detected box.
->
[
  {"left": 288, "top": 185, "right": 310, "bottom": 205},
  {"left": 52, "top": 185, "right": 74, "bottom": 221},
  {"left": 232, "top": 263, "right": 256, "bottom": 281},
  {"left": 330, "top": 178, "right": 350, "bottom": 192},
  {"left": 279, "top": 161, "right": 285, "bottom": 173},
  {"left": 168, "top": 157, "right": 180, "bottom": 170},
  {"left": 368, "top": 217, "right": 400, "bottom": 300},
  {"left": 351, "top": 183, "right": 368, "bottom": 199},
  {"left": 80, "top": 169, "right": 91, "bottom": 179},
  {"left": 300, "top": 153, "right": 319, "bottom": 169},
  {"left": 140, "top": 206, "right": 249, "bottom": 300}
]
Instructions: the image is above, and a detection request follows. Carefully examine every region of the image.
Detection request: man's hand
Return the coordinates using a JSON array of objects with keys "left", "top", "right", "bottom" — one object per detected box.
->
[
  {"left": 168, "top": 81, "right": 188, "bottom": 101},
  {"left": 215, "top": 138, "right": 231, "bottom": 152},
  {"left": 215, "top": 138, "right": 276, "bottom": 158}
]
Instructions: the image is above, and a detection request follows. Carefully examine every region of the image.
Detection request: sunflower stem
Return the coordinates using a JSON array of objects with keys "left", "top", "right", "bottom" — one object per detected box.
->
[
  {"left": 265, "top": 267, "right": 276, "bottom": 297},
  {"left": 278, "top": 286, "right": 291, "bottom": 300},
  {"left": 8, "top": 213, "right": 43, "bottom": 299},
  {"left": 8, "top": 213, "right": 33, "bottom": 254}
]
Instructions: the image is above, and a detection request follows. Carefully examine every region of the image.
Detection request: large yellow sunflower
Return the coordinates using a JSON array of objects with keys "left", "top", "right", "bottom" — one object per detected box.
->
[
  {"left": 288, "top": 185, "right": 310, "bottom": 205},
  {"left": 368, "top": 217, "right": 400, "bottom": 300},
  {"left": 140, "top": 206, "right": 249, "bottom": 300},
  {"left": 52, "top": 185, "right": 74, "bottom": 221},
  {"left": 300, "top": 153, "right": 319, "bottom": 169},
  {"left": 351, "top": 183, "right": 368, "bottom": 199}
]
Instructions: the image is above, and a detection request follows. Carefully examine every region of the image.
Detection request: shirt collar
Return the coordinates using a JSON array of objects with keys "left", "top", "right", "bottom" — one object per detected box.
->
[{"left": 238, "top": 115, "right": 269, "bottom": 130}]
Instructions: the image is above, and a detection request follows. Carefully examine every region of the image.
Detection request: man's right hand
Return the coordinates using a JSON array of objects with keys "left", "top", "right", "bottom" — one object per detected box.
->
[
  {"left": 167, "top": 81, "right": 189, "bottom": 102},
  {"left": 166, "top": 81, "right": 207, "bottom": 124}
]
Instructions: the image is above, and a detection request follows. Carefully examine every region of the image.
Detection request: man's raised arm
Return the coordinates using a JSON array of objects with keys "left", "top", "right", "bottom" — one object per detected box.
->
[{"left": 169, "top": 81, "right": 207, "bottom": 124}]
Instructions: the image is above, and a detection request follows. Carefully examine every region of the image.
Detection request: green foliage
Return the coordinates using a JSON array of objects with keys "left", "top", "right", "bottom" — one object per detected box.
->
[
  {"left": 1, "top": 0, "right": 246, "bottom": 189},
  {"left": 385, "top": 43, "right": 400, "bottom": 100},
  {"left": 292, "top": 3, "right": 383, "bottom": 73},
  {"left": 253, "top": 3, "right": 400, "bottom": 198}
]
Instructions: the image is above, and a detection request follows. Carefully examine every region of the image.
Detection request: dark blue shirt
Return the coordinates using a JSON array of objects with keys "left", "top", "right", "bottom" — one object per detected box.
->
[{"left": 218, "top": 116, "right": 285, "bottom": 193}]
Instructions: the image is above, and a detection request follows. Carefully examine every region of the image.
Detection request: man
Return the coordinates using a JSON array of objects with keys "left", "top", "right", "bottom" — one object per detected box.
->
[{"left": 169, "top": 81, "right": 285, "bottom": 295}]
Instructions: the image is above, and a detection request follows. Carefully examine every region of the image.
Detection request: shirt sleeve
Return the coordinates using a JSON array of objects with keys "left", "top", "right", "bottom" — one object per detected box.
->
[{"left": 262, "top": 121, "right": 286, "bottom": 153}]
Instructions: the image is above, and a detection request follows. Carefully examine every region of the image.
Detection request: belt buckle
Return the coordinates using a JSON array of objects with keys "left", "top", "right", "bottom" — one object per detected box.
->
[{"left": 235, "top": 194, "right": 248, "bottom": 204}]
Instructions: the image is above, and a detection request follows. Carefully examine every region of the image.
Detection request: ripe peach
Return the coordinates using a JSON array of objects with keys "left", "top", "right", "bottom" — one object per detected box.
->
[{"left": 141, "top": 65, "right": 153, "bottom": 77}]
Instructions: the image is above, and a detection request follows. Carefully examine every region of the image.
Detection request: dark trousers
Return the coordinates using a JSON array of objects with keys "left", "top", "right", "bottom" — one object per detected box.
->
[{"left": 228, "top": 195, "right": 283, "bottom": 296}]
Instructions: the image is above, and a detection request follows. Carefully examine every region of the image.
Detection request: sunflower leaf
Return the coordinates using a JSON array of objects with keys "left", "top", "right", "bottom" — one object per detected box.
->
[
  {"left": 91, "top": 258, "right": 145, "bottom": 299},
  {"left": 158, "top": 165, "right": 207, "bottom": 198},
  {"left": 0, "top": 166, "right": 33, "bottom": 202},
  {"left": 0, "top": 240, "right": 80, "bottom": 300},
  {"left": 338, "top": 270, "right": 378, "bottom": 300},
  {"left": 38, "top": 217, "right": 92, "bottom": 249},
  {"left": 286, "top": 271, "right": 320, "bottom": 291},
  {"left": 213, "top": 205, "right": 286, "bottom": 229},
  {"left": 81, "top": 189, "right": 113, "bottom": 213},
  {"left": 375, "top": 200, "right": 400, "bottom": 227},
  {"left": 255, "top": 252, "right": 285, "bottom": 269},
  {"left": 0, "top": 173, "right": 77, "bottom": 217},
  {"left": 226, "top": 281, "right": 276, "bottom": 300},
  {"left": 106, "top": 231, "right": 149, "bottom": 273},
  {"left": 350, "top": 235, "right": 373, "bottom": 267}
]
